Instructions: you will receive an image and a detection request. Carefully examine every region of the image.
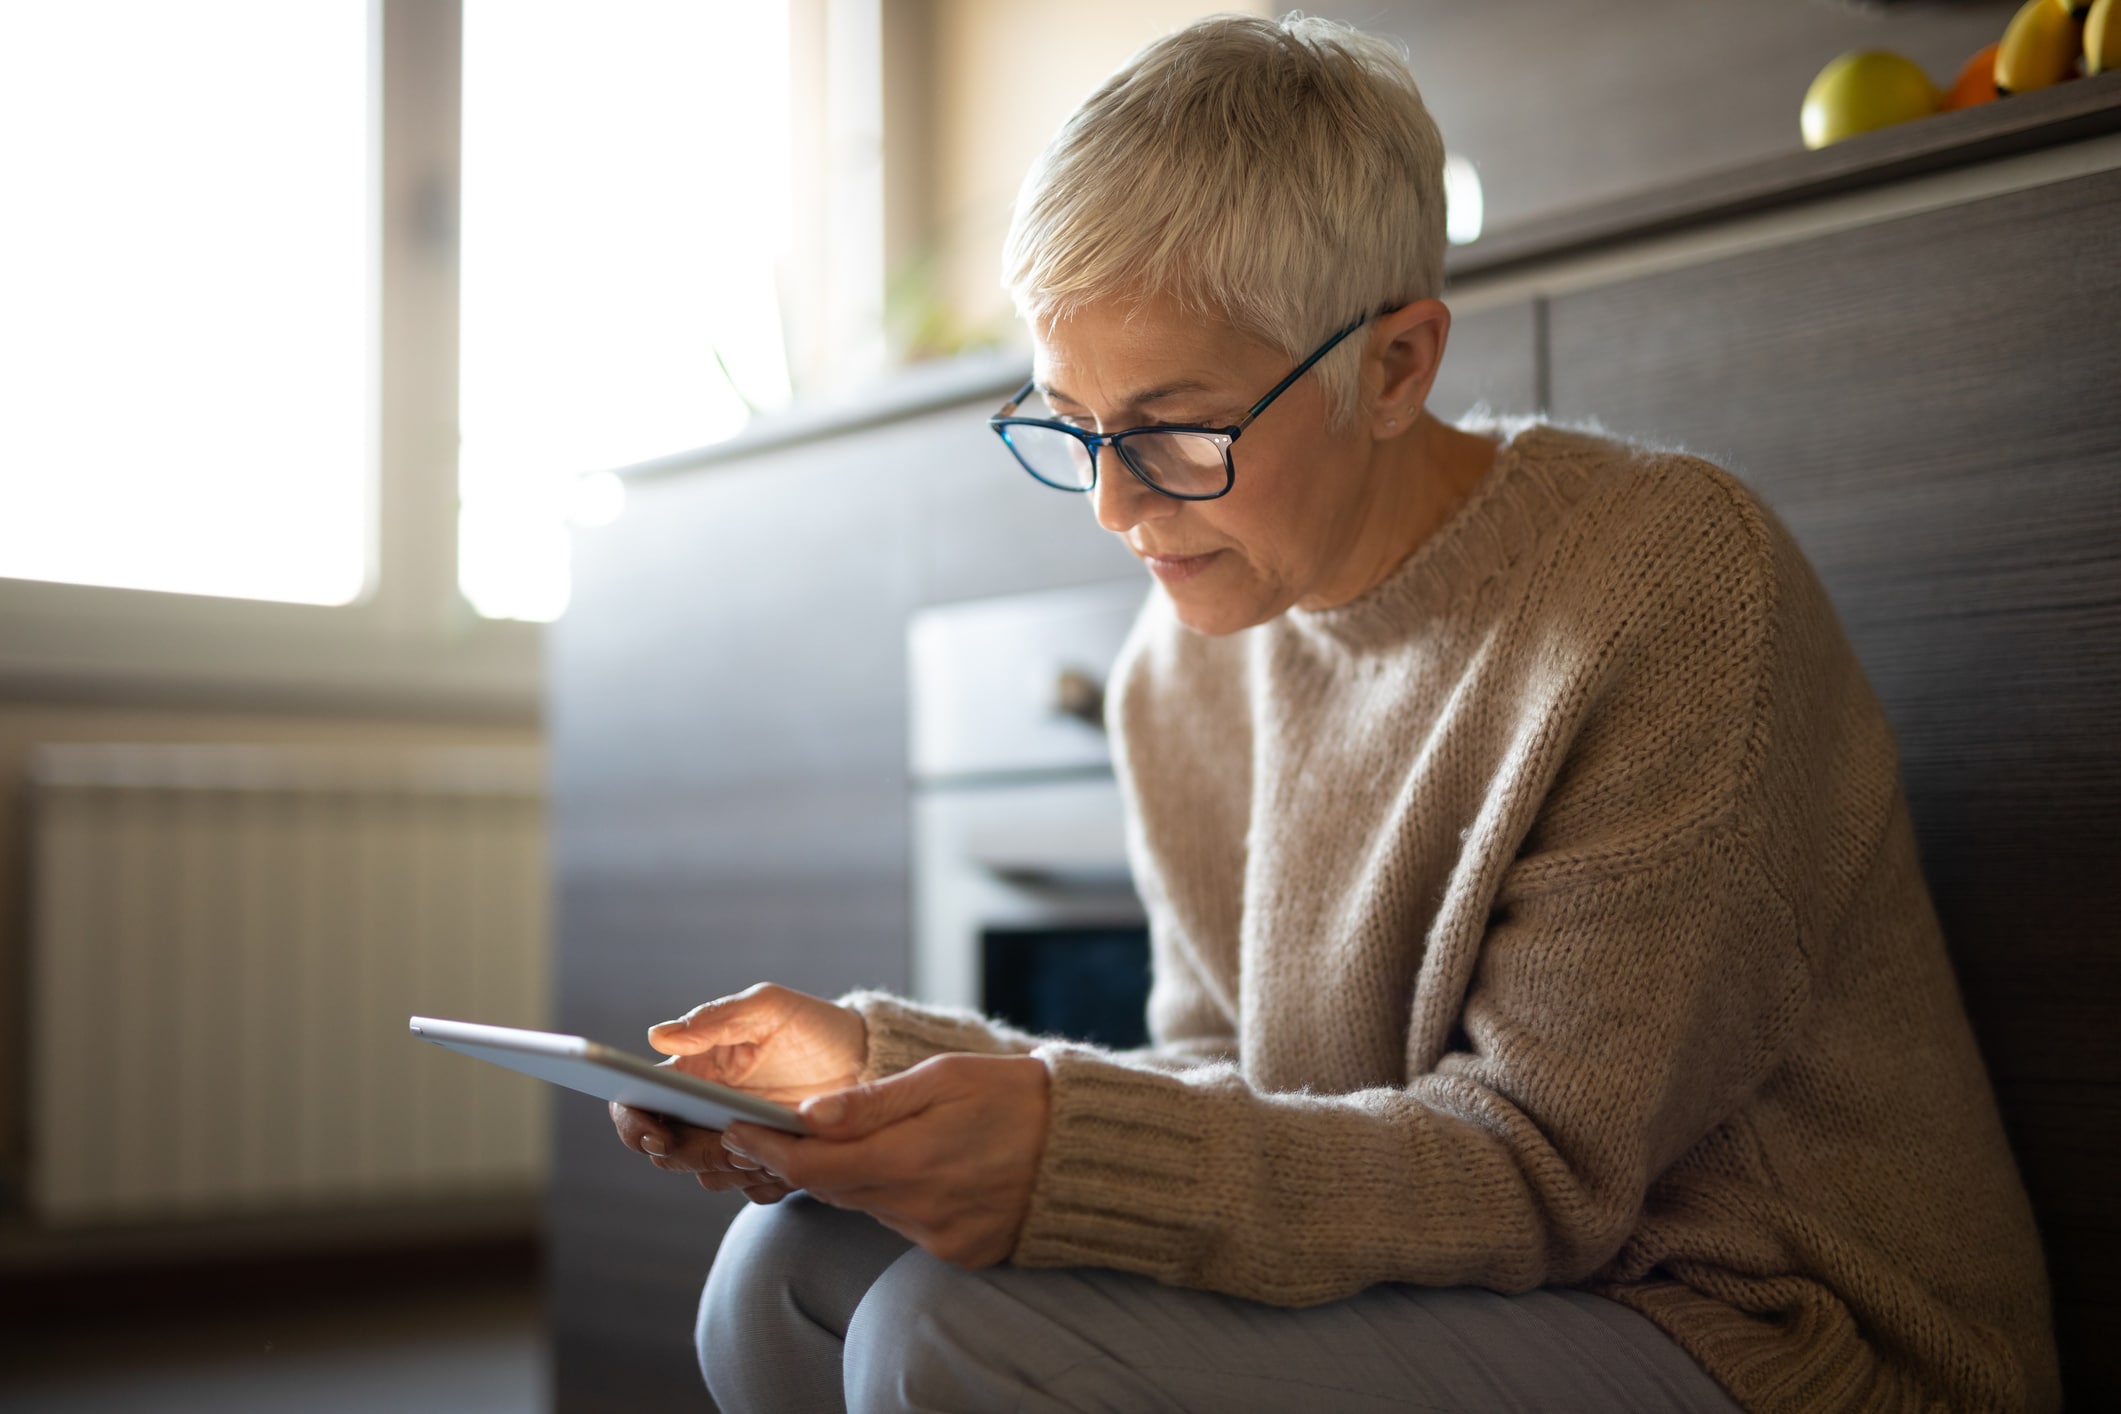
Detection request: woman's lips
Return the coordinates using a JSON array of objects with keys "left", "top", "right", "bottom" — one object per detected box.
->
[{"left": 1140, "top": 550, "right": 1220, "bottom": 584}]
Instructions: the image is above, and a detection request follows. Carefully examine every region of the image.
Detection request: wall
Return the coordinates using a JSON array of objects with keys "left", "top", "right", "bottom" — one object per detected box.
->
[
  {"left": 1322, "top": 0, "right": 2020, "bottom": 240},
  {"left": 903, "top": 1, "right": 2024, "bottom": 354},
  {"left": 912, "top": 0, "right": 1270, "bottom": 351}
]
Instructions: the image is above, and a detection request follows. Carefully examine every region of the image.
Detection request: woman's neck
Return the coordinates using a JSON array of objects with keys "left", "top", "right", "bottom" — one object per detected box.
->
[{"left": 1307, "top": 412, "right": 1501, "bottom": 611}]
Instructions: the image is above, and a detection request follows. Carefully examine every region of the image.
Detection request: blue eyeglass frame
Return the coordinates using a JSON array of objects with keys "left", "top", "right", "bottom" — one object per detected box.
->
[{"left": 988, "top": 308, "right": 1383, "bottom": 502}]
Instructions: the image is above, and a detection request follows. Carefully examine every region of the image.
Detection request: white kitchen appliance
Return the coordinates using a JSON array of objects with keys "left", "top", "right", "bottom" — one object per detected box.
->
[{"left": 907, "top": 580, "right": 1150, "bottom": 1047}]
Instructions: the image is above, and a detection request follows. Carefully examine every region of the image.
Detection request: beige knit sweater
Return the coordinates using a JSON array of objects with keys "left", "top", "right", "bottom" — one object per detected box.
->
[{"left": 843, "top": 420, "right": 2061, "bottom": 1413}]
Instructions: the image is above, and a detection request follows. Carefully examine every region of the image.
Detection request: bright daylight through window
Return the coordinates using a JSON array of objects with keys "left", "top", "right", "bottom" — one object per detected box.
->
[
  {"left": 459, "top": 0, "right": 794, "bottom": 622},
  {"left": 0, "top": 1, "right": 370, "bottom": 605}
]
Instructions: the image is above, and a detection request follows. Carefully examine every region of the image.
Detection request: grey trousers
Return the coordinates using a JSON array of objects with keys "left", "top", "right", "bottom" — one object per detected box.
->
[{"left": 695, "top": 1196, "right": 1746, "bottom": 1414}]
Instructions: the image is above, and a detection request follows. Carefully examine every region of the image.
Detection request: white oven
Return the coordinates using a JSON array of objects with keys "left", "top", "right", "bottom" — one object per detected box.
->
[{"left": 908, "top": 580, "right": 1150, "bottom": 1047}]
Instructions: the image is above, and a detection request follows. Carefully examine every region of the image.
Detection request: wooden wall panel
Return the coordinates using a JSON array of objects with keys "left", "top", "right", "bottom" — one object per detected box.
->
[
  {"left": 1429, "top": 300, "right": 1542, "bottom": 424},
  {"left": 547, "top": 393, "right": 1145, "bottom": 1409},
  {"left": 548, "top": 425, "right": 920, "bottom": 1409},
  {"left": 1320, "top": 0, "right": 2018, "bottom": 239},
  {"left": 1546, "top": 167, "right": 2121, "bottom": 1407},
  {"left": 909, "top": 403, "right": 1141, "bottom": 606}
]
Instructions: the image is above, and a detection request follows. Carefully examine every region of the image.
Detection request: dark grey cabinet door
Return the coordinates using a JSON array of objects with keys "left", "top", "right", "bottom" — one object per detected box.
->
[
  {"left": 910, "top": 411, "right": 1140, "bottom": 606},
  {"left": 548, "top": 427, "right": 922, "bottom": 1410},
  {"left": 546, "top": 390, "right": 1149, "bottom": 1409},
  {"left": 1429, "top": 299, "right": 1541, "bottom": 425},
  {"left": 1318, "top": 0, "right": 2020, "bottom": 240},
  {"left": 1546, "top": 167, "right": 2121, "bottom": 1407}
]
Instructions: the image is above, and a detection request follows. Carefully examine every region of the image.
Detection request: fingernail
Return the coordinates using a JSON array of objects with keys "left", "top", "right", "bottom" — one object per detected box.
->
[
  {"left": 806, "top": 1096, "right": 845, "bottom": 1126},
  {"left": 726, "top": 1151, "right": 762, "bottom": 1171},
  {"left": 642, "top": 1135, "right": 667, "bottom": 1156}
]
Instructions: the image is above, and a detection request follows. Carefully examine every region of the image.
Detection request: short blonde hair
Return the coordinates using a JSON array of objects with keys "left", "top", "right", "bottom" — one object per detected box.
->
[{"left": 1002, "top": 13, "right": 1448, "bottom": 426}]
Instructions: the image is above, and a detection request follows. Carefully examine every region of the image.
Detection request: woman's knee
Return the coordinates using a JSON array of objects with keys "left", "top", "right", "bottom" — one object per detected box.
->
[
  {"left": 695, "top": 1201, "right": 843, "bottom": 1378},
  {"left": 696, "top": 1197, "right": 916, "bottom": 1409},
  {"left": 843, "top": 1254, "right": 962, "bottom": 1410},
  {"left": 697, "top": 1202, "right": 796, "bottom": 1377},
  {"left": 843, "top": 1255, "right": 1065, "bottom": 1412}
]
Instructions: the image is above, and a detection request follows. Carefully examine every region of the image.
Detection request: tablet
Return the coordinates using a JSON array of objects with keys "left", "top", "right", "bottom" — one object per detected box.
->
[{"left": 409, "top": 1016, "right": 807, "bottom": 1135}]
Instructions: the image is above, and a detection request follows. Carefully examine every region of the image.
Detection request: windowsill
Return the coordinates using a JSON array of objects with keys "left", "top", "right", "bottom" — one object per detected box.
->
[{"left": 0, "top": 574, "right": 542, "bottom": 722}]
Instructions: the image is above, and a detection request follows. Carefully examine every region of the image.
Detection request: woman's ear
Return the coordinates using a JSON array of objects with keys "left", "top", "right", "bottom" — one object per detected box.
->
[{"left": 1367, "top": 298, "right": 1451, "bottom": 436}]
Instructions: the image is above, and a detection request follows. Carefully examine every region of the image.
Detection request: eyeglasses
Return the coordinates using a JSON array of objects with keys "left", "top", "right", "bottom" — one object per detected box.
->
[{"left": 988, "top": 310, "right": 1378, "bottom": 502}]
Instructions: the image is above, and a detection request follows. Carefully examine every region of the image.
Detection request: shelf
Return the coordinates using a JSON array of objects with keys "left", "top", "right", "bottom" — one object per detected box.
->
[{"left": 1447, "top": 70, "right": 2121, "bottom": 282}]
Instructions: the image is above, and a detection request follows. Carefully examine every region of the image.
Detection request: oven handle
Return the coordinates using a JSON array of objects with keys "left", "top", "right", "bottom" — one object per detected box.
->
[{"left": 975, "top": 859, "right": 1137, "bottom": 892}]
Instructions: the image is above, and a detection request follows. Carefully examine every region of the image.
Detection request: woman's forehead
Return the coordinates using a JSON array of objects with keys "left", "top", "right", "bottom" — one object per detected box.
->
[{"left": 1031, "top": 301, "right": 1273, "bottom": 409}]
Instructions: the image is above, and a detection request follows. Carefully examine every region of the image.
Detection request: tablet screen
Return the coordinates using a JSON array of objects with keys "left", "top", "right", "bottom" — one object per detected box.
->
[{"left": 410, "top": 1016, "right": 806, "bottom": 1134}]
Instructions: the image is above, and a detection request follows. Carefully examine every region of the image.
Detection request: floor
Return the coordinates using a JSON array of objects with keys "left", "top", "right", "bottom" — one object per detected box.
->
[{"left": 0, "top": 1259, "right": 546, "bottom": 1413}]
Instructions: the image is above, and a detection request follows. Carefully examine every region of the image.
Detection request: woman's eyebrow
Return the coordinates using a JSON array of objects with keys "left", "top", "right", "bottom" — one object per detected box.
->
[{"left": 1037, "top": 378, "right": 1220, "bottom": 412}]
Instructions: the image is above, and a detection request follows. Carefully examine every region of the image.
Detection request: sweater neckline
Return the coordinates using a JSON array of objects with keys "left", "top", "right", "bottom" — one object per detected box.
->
[{"left": 1285, "top": 416, "right": 1561, "bottom": 654}]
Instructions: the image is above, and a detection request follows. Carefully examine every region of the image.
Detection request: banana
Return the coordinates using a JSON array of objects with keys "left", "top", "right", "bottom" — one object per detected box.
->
[
  {"left": 2088, "top": 0, "right": 2120, "bottom": 75},
  {"left": 1995, "top": 0, "right": 2084, "bottom": 94}
]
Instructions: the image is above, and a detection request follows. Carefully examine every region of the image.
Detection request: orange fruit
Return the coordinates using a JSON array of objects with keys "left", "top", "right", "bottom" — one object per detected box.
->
[{"left": 1943, "top": 42, "right": 2002, "bottom": 109}]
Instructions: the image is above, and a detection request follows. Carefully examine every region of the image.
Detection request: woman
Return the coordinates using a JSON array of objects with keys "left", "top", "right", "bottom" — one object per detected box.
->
[{"left": 611, "top": 15, "right": 2059, "bottom": 1412}]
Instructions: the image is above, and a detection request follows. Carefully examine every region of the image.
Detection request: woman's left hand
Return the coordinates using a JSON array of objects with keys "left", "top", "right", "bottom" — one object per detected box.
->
[{"left": 718, "top": 1052, "right": 1051, "bottom": 1269}]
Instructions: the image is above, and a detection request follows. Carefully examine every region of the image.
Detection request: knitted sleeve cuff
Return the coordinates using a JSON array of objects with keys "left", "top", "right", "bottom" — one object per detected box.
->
[
  {"left": 1010, "top": 1042, "right": 1223, "bottom": 1279},
  {"left": 836, "top": 989, "right": 1041, "bottom": 1084}
]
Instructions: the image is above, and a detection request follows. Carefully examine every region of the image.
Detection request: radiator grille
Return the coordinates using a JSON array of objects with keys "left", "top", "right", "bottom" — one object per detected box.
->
[{"left": 27, "top": 744, "right": 550, "bottom": 1226}]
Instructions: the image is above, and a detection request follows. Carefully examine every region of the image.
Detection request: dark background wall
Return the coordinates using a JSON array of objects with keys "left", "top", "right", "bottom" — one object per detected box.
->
[
  {"left": 1322, "top": 0, "right": 2019, "bottom": 239},
  {"left": 546, "top": 393, "right": 1137, "bottom": 1409}
]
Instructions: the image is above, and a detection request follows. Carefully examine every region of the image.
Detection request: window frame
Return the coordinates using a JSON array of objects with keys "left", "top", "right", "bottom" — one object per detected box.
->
[{"left": 0, "top": 0, "right": 540, "bottom": 720}]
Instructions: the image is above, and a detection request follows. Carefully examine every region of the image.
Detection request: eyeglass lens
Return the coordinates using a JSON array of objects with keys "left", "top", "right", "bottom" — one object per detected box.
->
[
  {"left": 1001, "top": 424, "right": 1096, "bottom": 491},
  {"left": 1113, "top": 431, "right": 1228, "bottom": 497},
  {"left": 1002, "top": 424, "right": 1230, "bottom": 497}
]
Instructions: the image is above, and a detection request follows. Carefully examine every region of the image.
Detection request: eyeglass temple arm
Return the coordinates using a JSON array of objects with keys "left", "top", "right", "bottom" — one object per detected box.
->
[
  {"left": 993, "top": 380, "right": 1038, "bottom": 419},
  {"left": 1230, "top": 310, "right": 1381, "bottom": 434}
]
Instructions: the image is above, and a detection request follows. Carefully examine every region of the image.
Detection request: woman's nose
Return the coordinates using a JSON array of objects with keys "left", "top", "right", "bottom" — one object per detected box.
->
[{"left": 1090, "top": 453, "right": 1178, "bottom": 536}]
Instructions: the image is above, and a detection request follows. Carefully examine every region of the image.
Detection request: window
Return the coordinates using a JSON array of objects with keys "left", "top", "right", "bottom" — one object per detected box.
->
[
  {"left": 0, "top": 1, "right": 372, "bottom": 606},
  {"left": 0, "top": 0, "right": 821, "bottom": 707},
  {"left": 458, "top": 0, "right": 794, "bottom": 622}
]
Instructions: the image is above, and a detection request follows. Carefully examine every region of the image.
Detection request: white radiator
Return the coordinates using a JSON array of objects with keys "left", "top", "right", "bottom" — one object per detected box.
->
[{"left": 26, "top": 744, "right": 550, "bottom": 1227}]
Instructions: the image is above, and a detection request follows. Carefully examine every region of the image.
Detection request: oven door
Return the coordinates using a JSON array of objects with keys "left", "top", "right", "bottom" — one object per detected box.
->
[{"left": 913, "top": 776, "right": 1149, "bottom": 1050}]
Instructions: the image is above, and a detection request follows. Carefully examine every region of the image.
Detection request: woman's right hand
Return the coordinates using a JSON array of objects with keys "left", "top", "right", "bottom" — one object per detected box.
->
[{"left": 608, "top": 982, "right": 867, "bottom": 1203}]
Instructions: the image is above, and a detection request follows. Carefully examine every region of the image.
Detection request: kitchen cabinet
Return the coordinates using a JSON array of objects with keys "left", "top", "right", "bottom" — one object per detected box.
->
[
  {"left": 548, "top": 424, "right": 916, "bottom": 1409},
  {"left": 1541, "top": 165, "right": 2121, "bottom": 1400},
  {"left": 1427, "top": 300, "right": 1542, "bottom": 424},
  {"left": 906, "top": 400, "right": 1139, "bottom": 606},
  {"left": 546, "top": 381, "right": 1137, "bottom": 1410},
  {"left": 1321, "top": 0, "right": 2023, "bottom": 243}
]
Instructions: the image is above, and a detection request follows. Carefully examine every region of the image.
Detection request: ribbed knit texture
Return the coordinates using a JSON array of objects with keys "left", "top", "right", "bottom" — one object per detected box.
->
[{"left": 843, "top": 419, "right": 2061, "bottom": 1413}]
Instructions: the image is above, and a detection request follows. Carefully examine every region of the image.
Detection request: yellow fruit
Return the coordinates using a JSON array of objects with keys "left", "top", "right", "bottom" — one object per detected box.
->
[
  {"left": 1995, "top": 0, "right": 2083, "bottom": 94},
  {"left": 1801, "top": 51, "right": 1939, "bottom": 149},
  {"left": 2089, "top": 0, "right": 2120, "bottom": 75}
]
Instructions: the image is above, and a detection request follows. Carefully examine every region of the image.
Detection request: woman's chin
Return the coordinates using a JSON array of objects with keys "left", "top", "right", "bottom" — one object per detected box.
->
[{"left": 1159, "top": 580, "right": 1273, "bottom": 637}]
